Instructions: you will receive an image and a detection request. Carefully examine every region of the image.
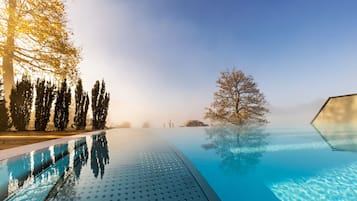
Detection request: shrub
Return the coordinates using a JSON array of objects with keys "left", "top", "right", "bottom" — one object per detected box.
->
[
  {"left": 10, "top": 76, "right": 33, "bottom": 131},
  {"left": 34, "top": 79, "right": 56, "bottom": 131},
  {"left": 0, "top": 79, "right": 10, "bottom": 131},
  {"left": 54, "top": 79, "right": 71, "bottom": 131},
  {"left": 74, "top": 79, "right": 89, "bottom": 130},
  {"left": 91, "top": 80, "right": 110, "bottom": 130}
]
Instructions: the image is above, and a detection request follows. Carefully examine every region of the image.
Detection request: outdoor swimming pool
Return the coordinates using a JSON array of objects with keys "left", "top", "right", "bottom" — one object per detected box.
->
[{"left": 1, "top": 125, "right": 357, "bottom": 200}]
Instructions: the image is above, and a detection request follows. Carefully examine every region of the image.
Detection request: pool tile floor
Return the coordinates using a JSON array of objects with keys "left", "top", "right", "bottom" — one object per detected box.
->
[{"left": 47, "top": 129, "right": 219, "bottom": 201}]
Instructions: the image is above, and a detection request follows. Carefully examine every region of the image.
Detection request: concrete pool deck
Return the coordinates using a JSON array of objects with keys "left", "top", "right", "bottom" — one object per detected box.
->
[
  {"left": 0, "top": 130, "right": 97, "bottom": 160},
  {"left": 0, "top": 130, "right": 93, "bottom": 150},
  {"left": 0, "top": 129, "right": 220, "bottom": 201}
]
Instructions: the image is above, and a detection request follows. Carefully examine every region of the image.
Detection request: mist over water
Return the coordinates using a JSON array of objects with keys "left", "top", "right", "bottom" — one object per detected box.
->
[{"left": 67, "top": 1, "right": 357, "bottom": 127}]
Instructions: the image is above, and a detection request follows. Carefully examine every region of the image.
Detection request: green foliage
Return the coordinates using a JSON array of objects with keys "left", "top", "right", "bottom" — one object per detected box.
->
[
  {"left": 74, "top": 79, "right": 89, "bottom": 130},
  {"left": 54, "top": 79, "right": 71, "bottom": 131},
  {"left": 0, "top": 79, "right": 11, "bottom": 131},
  {"left": 34, "top": 79, "right": 56, "bottom": 131},
  {"left": 10, "top": 76, "right": 33, "bottom": 131},
  {"left": 91, "top": 80, "right": 110, "bottom": 130}
]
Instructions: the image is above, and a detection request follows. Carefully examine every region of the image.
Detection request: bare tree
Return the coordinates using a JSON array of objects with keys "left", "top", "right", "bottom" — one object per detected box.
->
[
  {"left": 142, "top": 121, "right": 150, "bottom": 128},
  {"left": 205, "top": 68, "right": 269, "bottom": 125}
]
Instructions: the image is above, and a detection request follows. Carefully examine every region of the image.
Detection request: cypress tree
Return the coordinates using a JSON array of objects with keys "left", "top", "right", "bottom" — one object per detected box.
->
[
  {"left": 0, "top": 79, "right": 10, "bottom": 131},
  {"left": 74, "top": 79, "right": 89, "bottom": 130},
  {"left": 9, "top": 76, "right": 33, "bottom": 131},
  {"left": 54, "top": 79, "right": 71, "bottom": 131},
  {"left": 35, "top": 79, "right": 56, "bottom": 131},
  {"left": 91, "top": 80, "right": 110, "bottom": 130}
]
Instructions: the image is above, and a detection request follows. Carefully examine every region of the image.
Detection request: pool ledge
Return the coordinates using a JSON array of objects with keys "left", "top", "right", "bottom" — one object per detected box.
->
[{"left": 0, "top": 130, "right": 105, "bottom": 161}]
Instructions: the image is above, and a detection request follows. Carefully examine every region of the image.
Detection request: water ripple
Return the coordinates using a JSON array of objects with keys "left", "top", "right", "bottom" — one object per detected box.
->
[{"left": 269, "top": 162, "right": 357, "bottom": 200}]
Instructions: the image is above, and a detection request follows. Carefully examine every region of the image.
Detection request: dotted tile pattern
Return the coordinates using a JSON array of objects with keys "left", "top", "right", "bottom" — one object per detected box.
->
[{"left": 48, "top": 132, "right": 211, "bottom": 201}]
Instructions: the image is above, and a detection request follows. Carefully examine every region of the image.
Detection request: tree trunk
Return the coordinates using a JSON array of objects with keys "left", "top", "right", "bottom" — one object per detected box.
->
[{"left": 2, "top": 0, "right": 16, "bottom": 104}]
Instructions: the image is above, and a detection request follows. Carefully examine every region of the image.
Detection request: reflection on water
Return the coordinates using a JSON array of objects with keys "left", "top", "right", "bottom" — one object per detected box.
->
[
  {"left": 90, "top": 133, "right": 109, "bottom": 178},
  {"left": 204, "top": 125, "right": 269, "bottom": 174},
  {"left": 6, "top": 153, "right": 31, "bottom": 190},
  {"left": 0, "top": 143, "right": 70, "bottom": 200},
  {"left": 74, "top": 139, "right": 89, "bottom": 178},
  {"left": 313, "top": 123, "right": 357, "bottom": 152},
  {"left": 0, "top": 132, "right": 110, "bottom": 201}
]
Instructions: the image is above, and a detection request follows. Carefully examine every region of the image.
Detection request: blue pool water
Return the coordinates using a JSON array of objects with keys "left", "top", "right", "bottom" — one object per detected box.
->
[
  {"left": 156, "top": 125, "right": 357, "bottom": 201},
  {"left": 1, "top": 125, "right": 357, "bottom": 200}
]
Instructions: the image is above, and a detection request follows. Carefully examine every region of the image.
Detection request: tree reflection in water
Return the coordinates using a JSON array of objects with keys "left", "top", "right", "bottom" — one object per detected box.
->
[
  {"left": 2, "top": 144, "right": 68, "bottom": 200},
  {"left": 204, "top": 125, "right": 269, "bottom": 174},
  {"left": 54, "top": 144, "right": 69, "bottom": 176},
  {"left": 1, "top": 134, "right": 110, "bottom": 200},
  {"left": 74, "top": 139, "right": 89, "bottom": 178},
  {"left": 90, "top": 133, "right": 109, "bottom": 178},
  {"left": 3, "top": 154, "right": 31, "bottom": 199}
]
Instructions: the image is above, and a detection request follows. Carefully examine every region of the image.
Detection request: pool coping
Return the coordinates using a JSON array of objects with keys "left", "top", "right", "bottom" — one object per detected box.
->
[{"left": 0, "top": 130, "right": 105, "bottom": 161}]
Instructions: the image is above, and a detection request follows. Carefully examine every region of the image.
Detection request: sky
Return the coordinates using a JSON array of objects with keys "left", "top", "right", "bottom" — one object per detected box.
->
[{"left": 67, "top": 0, "right": 357, "bottom": 127}]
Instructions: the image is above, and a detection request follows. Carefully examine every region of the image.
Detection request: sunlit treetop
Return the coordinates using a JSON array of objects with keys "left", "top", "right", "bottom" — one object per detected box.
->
[{"left": 0, "top": 0, "right": 81, "bottom": 82}]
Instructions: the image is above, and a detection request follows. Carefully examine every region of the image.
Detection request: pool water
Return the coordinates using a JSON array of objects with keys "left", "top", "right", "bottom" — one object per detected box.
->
[
  {"left": 156, "top": 125, "right": 357, "bottom": 201},
  {"left": 1, "top": 125, "right": 357, "bottom": 200},
  {"left": 0, "top": 137, "right": 90, "bottom": 201}
]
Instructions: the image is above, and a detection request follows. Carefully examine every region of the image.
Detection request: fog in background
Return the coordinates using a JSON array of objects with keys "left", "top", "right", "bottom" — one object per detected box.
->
[{"left": 67, "top": 0, "right": 357, "bottom": 128}]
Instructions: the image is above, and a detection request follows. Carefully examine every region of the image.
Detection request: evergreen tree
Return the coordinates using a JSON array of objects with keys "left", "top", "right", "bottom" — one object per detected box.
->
[
  {"left": 91, "top": 80, "right": 110, "bottom": 130},
  {"left": 74, "top": 79, "right": 89, "bottom": 130},
  {"left": 35, "top": 79, "right": 56, "bottom": 131},
  {"left": 54, "top": 79, "right": 71, "bottom": 131},
  {"left": 0, "top": 79, "right": 10, "bottom": 131},
  {"left": 10, "top": 76, "right": 33, "bottom": 131}
]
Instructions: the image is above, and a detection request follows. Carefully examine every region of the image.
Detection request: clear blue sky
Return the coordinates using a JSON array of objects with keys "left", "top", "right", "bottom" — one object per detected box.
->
[{"left": 68, "top": 0, "right": 357, "bottom": 127}]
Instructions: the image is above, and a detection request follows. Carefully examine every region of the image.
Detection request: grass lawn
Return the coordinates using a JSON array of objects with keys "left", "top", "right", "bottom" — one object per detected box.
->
[{"left": 0, "top": 130, "right": 91, "bottom": 150}]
